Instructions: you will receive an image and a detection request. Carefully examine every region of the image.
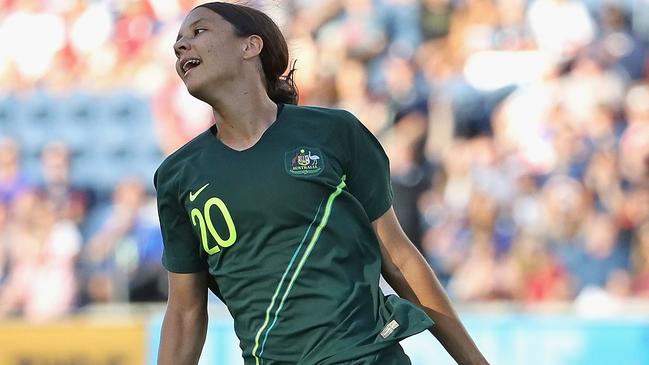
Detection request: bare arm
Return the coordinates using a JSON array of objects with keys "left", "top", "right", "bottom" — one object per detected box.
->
[
  {"left": 373, "top": 207, "right": 489, "bottom": 365},
  {"left": 158, "top": 271, "right": 209, "bottom": 365}
]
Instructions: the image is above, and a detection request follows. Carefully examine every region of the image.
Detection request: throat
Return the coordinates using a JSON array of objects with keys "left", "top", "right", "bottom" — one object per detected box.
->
[
  {"left": 212, "top": 118, "right": 274, "bottom": 151},
  {"left": 210, "top": 98, "right": 281, "bottom": 151},
  {"left": 213, "top": 126, "right": 268, "bottom": 151}
]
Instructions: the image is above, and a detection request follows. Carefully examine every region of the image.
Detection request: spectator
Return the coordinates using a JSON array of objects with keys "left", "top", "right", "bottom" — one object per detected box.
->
[
  {"left": 511, "top": 234, "right": 572, "bottom": 303},
  {"left": 569, "top": 213, "right": 630, "bottom": 294},
  {"left": 0, "top": 201, "right": 8, "bottom": 286},
  {"left": 0, "top": 190, "right": 81, "bottom": 321},
  {"left": 0, "top": 138, "right": 30, "bottom": 205},
  {"left": 385, "top": 107, "right": 434, "bottom": 251},
  {"left": 37, "top": 141, "right": 93, "bottom": 227},
  {"left": 80, "top": 177, "right": 164, "bottom": 304},
  {"left": 631, "top": 222, "right": 649, "bottom": 297}
]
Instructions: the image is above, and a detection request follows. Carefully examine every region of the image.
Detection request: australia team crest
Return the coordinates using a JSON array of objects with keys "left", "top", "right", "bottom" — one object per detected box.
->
[{"left": 285, "top": 147, "right": 324, "bottom": 176}]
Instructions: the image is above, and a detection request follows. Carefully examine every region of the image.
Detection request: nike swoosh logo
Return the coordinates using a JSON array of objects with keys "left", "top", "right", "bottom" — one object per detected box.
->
[{"left": 189, "top": 183, "right": 210, "bottom": 202}]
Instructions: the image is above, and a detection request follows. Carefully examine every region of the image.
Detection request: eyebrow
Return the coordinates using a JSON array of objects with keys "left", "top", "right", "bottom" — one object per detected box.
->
[{"left": 176, "top": 18, "right": 207, "bottom": 42}]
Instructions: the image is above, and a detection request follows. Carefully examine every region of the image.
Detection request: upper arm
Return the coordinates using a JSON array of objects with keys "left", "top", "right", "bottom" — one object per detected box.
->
[
  {"left": 166, "top": 271, "right": 208, "bottom": 312},
  {"left": 372, "top": 207, "right": 421, "bottom": 272}
]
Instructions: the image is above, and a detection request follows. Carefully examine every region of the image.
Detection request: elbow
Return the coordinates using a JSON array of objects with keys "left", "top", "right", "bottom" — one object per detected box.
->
[
  {"left": 164, "top": 297, "right": 208, "bottom": 334},
  {"left": 388, "top": 238, "right": 421, "bottom": 272},
  {"left": 167, "top": 303, "right": 207, "bottom": 324}
]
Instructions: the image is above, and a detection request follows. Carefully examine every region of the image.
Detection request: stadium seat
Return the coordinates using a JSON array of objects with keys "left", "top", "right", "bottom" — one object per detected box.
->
[
  {"left": 61, "top": 92, "right": 102, "bottom": 131},
  {"left": 0, "top": 94, "right": 20, "bottom": 137},
  {"left": 73, "top": 147, "right": 124, "bottom": 192},
  {"left": 23, "top": 91, "right": 63, "bottom": 126},
  {"left": 104, "top": 90, "right": 148, "bottom": 124}
]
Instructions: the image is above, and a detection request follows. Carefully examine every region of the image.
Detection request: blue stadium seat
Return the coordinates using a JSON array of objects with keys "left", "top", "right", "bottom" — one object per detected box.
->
[
  {"left": 73, "top": 147, "right": 126, "bottom": 192},
  {"left": 58, "top": 121, "right": 88, "bottom": 152},
  {"left": 22, "top": 91, "right": 63, "bottom": 127},
  {"left": 126, "top": 108, "right": 155, "bottom": 139},
  {"left": 14, "top": 92, "right": 74, "bottom": 158},
  {"left": 3, "top": 89, "right": 163, "bottom": 195},
  {"left": 60, "top": 92, "right": 107, "bottom": 154},
  {"left": 92, "top": 118, "right": 131, "bottom": 154},
  {"left": 0, "top": 94, "right": 20, "bottom": 138},
  {"left": 128, "top": 142, "right": 165, "bottom": 188},
  {"left": 104, "top": 90, "right": 148, "bottom": 124},
  {"left": 61, "top": 92, "right": 102, "bottom": 138}
]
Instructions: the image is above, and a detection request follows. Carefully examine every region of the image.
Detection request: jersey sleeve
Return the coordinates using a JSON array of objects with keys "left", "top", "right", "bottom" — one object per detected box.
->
[
  {"left": 154, "top": 166, "right": 207, "bottom": 273},
  {"left": 343, "top": 111, "right": 393, "bottom": 221}
]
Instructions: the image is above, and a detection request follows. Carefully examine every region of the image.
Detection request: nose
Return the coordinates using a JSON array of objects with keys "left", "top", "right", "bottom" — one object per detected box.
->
[{"left": 174, "top": 37, "right": 190, "bottom": 56}]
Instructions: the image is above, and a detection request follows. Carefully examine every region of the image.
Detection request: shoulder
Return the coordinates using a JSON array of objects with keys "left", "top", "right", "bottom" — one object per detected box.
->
[
  {"left": 154, "top": 128, "right": 211, "bottom": 190},
  {"left": 283, "top": 104, "right": 360, "bottom": 129}
]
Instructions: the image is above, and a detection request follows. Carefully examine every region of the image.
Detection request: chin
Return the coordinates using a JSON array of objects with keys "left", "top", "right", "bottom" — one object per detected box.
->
[
  {"left": 183, "top": 71, "right": 229, "bottom": 102},
  {"left": 185, "top": 80, "right": 210, "bottom": 101}
]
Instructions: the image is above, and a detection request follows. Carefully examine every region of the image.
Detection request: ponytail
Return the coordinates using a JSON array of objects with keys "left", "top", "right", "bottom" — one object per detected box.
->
[{"left": 267, "top": 60, "right": 298, "bottom": 105}]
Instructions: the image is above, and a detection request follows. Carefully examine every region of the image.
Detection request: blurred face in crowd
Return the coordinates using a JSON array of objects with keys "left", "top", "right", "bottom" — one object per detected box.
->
[
  {"left": 384, "top": 56, "right": 416, "bottom": 98},
  {"left": 10, "top": 190, "right": 39, "bottom": 227},
  {"left": 113, "top": 178, "right": 145, "bottom": 209},
  {"left": 619, "top": 122, "right": 649, "bottom": 183},
  {"left": 637, "top": 224, "right": 649, "bottom": 262},
  {"left": 173, "top": 7, "right": 249, "bottom": 99},
  {"left": 41, "top": 142, "right": 70, "bottom": 185},
  {"left": 468, "top": 190, "right": 497, "bottom": 232},
  {"left": 343, "top": 0, "right": 374, "bottom": 12},
  {"left": 541, "top": 175, "right": 586, "bottom": 237},
  {"left": 622, "top": 188, "right": 649, "bottom": 227},
  {"left": 0, "top": 138, "right": 19, "bottom": 180},
  {"left": 335, "top": 59, "right": 366, "bottom": 100},
  {"left": 0, "top": 201, "right": 6, "bottom": 228},
  {"left": 585, "top": 213, "right": 618, "bottom": 258},
  {"left": 625, "top": 84, "right": 649, "bottom": 124}
]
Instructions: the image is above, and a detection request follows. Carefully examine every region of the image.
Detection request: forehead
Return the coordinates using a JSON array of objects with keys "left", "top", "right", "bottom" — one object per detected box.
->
[{"left": 177, "top": 7, "right": 231, "bottom": 35}]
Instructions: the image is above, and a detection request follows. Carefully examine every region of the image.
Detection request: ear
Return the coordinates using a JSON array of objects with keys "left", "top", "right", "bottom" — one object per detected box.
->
[{"left": 242, "top": 35, "right": 263, "bottom": 60}]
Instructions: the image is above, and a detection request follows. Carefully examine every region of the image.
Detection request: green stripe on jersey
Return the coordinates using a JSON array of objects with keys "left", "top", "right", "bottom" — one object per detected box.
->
[
  {"left": 254, "top": 175, "right": 347, "bottom": 365},
  {"left": 251, "top": 199, "right": 325, "bottom": 365}
]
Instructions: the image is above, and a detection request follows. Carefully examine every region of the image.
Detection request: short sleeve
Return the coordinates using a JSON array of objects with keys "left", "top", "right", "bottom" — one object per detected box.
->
[
  {"left": 154, "top": 166, "right": 207, "bottom": 273},
  {"left": 343, "top": 111, "right": 393, "bottom": 221}
]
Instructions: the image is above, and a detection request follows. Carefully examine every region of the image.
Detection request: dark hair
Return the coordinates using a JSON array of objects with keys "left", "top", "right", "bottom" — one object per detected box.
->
[{"left": 197, "top": 2, "right": 298, "bottom": 105}]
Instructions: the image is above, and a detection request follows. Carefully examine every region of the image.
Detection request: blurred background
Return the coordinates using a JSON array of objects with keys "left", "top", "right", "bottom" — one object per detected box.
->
[{"left": 1, "top": 0, "right": 648, "bottom": 364}]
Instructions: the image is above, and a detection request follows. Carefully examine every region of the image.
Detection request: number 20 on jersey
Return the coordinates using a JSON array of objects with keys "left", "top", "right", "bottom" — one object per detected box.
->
[{"left": 191, "top": 197, "right": 237, "bottom": 255}]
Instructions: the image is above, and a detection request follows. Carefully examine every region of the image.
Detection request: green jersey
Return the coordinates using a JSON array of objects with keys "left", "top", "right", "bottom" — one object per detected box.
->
[{"left": 154, "top": 104, "right": 433, "bottom": 364}]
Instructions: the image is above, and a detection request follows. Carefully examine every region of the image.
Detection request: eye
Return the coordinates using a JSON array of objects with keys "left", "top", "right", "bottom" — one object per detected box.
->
[{"left": 194, "top": 28, "right": 206, "bottom": 36}]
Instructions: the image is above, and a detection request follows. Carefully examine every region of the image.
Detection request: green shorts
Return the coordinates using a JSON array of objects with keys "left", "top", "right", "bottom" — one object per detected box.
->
[{"left": 336, "top": 343, "right": 412, "bottom": 365}]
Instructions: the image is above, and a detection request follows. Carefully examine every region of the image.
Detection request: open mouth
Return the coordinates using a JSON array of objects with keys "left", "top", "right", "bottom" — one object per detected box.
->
[{"left": 182, "top": 58, "right": 201, "bottom": 77}]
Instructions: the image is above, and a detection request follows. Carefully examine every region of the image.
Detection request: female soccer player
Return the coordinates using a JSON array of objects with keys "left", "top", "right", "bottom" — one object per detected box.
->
[{"left": 155, "top": 2, "right": 489, "bottom": 364}]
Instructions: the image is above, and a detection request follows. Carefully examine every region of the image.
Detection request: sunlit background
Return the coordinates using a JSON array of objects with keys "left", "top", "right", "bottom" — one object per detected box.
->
[{"left": 1, "top": 0, "right": 648, "bottom": 364}]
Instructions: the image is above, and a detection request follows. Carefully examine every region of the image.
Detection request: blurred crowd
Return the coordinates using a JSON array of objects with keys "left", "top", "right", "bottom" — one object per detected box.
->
[{"left": 1, "top": 0, "right": 649, "bottom": 321}]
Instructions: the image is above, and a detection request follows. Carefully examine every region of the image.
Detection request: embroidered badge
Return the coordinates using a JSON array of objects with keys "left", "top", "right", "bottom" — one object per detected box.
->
[{"left": 285, "top": 147, "right": 324, "bottom": 177}]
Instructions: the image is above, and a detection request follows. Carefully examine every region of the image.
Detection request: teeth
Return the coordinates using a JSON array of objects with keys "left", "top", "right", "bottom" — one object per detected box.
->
[{"left": 182, "top": 59, "right": 200, "bottom": 73}]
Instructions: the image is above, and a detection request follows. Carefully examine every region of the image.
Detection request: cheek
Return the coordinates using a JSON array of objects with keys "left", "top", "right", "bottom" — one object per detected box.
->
[
  {"left": 206, "top": 42, "right": 223, "bottom": 57},
  {"left": 205, "top": 38, "right": 240, "bottom": 62}
]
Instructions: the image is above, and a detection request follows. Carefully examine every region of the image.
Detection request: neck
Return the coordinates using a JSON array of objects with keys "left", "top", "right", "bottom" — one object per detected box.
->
[{"left": 203, "top": 81, "right": 279, "bottom": 150}]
